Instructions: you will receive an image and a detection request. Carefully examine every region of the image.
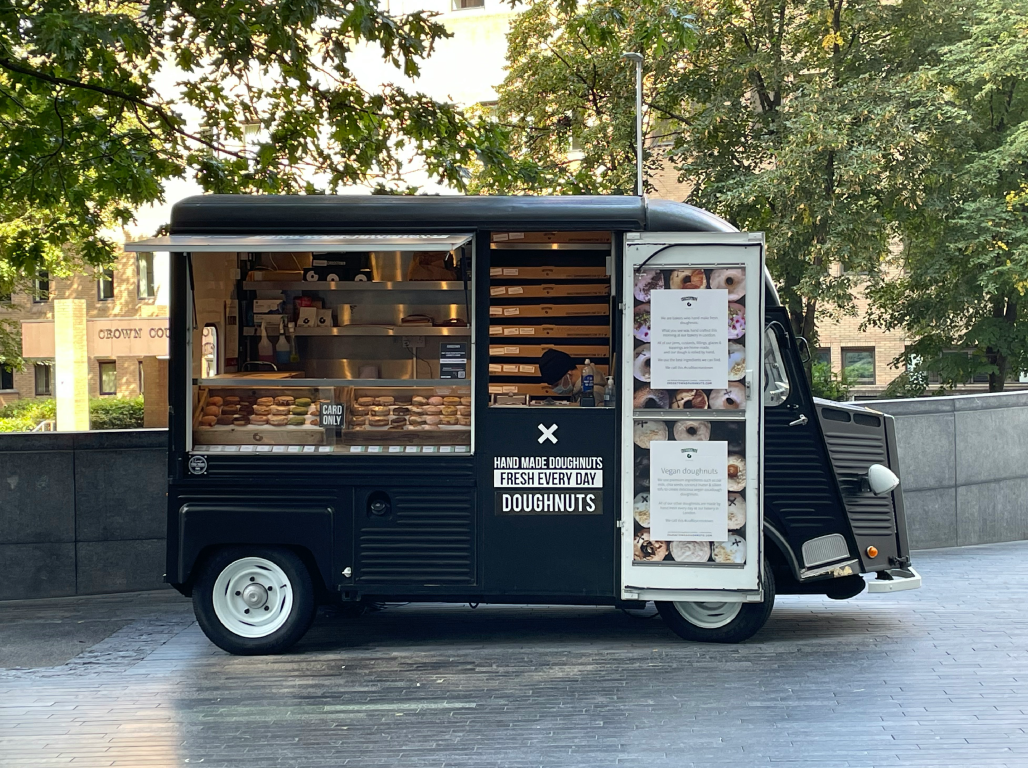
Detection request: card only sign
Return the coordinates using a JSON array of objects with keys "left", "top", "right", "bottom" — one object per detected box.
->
[
  {"left": 649, "top": 440, "right": 729, "bottom": 541},
  {"left": 319, "top": 403, "right": 344, "bottom": 428}
]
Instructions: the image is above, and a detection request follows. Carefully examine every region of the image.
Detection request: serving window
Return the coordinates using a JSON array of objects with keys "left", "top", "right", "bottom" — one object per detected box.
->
[{"left": 170, "top": 234, "right": 475, "bottom": 456}]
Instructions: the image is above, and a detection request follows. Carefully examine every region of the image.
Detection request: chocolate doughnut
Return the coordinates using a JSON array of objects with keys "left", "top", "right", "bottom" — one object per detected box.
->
[
  {"left": 671, "top": 389, "right": 708, "bottom": 409},
  {"left": 633, "top": 387, "right": 670, "bottom": 409},
  {"left": 232, "top": 415, "right": 250, "bottom": 426},
  {"left": 633, "top": 529, "right": 669, "bottom": 562},
  {"left": 224, "top": 396, "right": 240, "bottom": 405},
  {"left": 216, "top": 415, "right": 234, "bottom": 425}
]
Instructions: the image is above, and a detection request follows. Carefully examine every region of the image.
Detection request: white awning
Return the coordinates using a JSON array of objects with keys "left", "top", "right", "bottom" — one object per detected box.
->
[{"left": 123, "top": 233, "right": 474, "bottom": 253}]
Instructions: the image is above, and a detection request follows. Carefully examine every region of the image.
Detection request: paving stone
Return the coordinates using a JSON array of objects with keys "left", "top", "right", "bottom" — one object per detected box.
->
[{"left": 0, "top": 543, "right": 1028, "bottom": 767}]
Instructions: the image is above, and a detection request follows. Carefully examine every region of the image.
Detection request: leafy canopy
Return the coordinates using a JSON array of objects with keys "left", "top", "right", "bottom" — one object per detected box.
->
[
  {"left": 0, "top": 0, "right": 520, "bottom": 288},
  {"left": 866, "top": 0, "right": 1028, "bottom": 391},
  {"left": 471, "top": 0, "right": 696, "bottom": 195}
]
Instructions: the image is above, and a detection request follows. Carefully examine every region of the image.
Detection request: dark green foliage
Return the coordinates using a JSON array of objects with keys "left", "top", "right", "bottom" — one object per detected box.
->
[
  {"left": 88, "top": 397, "right": 145, "bottom": 430},
  {"left": 809, "top": 362, "right": 851, "bottom": 402}
]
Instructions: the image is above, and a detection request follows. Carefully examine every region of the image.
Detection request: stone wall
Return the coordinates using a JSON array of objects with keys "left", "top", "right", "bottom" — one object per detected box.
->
[
  {"left": 868, "top": 390, "right": 1028, "bottom": 549},
  {"left": 0, "top": 430, "right": 167, "bottom": 600}
]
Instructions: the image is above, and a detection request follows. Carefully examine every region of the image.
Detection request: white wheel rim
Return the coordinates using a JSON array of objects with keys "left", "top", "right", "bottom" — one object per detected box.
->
[
  {"left": 212, "top": 557, "right": 294, "bottom": 639},
  {"left": 673, "top": 600, "right": 742, "bottom": 630}
]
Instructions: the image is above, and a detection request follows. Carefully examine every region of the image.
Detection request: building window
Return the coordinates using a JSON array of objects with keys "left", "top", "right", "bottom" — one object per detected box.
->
[
  {"left": 99, "top": 361, "right": 117, "bottom": 395},
  {"left": 138, "top": 360, "right": 144, "bottom": 394},
  {"left": 1, "top": 365, "right": 13, "bottom": 390},
  {"left": 33, "top": 271, "right": 49, "bottom": 303},
  {"left": 137, "top": 252, "right": 156, "bottom": 299},
  {"left": 34, "top": 363, "right": 52, "bottom": 396},
  {"left": 452, "top": 0, "right": 484, "bottom": 8},
  {"left": 842, "top": 348, "right": 876, "bottom": 385},
  {"left": 816, "top": 347, "right": 832, "bottom": 367},
  {"left": 98, "top": 268, "right": 115, "bottom": 301}
]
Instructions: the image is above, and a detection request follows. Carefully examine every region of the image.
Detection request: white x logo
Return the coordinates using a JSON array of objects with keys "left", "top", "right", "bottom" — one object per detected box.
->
[{"left": 537, "top": 423, "right": 558, "bottom": 445}]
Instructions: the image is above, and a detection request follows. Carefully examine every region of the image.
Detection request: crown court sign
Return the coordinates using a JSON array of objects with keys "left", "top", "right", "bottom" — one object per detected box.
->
[{"left": 21, "top": 317, "right": 170, "bottom": 358}]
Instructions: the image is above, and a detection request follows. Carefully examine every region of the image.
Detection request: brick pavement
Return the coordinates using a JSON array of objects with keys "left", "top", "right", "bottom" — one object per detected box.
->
[{"left": 1, "top": 542, "right": 1026, "bottom": 767}]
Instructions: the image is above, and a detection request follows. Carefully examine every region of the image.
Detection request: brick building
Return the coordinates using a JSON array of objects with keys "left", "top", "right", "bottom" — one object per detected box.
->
[{"left": 0, "top": 247, "right": 169, "bottom": 407}]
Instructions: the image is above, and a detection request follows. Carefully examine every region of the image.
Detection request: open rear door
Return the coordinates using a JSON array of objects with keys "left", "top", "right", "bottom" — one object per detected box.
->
[{"left": 621, "top": 232, "right": 765, "bottom": 602}]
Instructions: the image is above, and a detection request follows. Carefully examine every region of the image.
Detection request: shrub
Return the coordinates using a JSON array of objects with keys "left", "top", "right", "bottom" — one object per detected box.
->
[
  {"left": 809, "top": 362, "right": 851, "bottom": 402},
  {"left": 0, "top": 398, "right": 56, "bottom": 431},
  {"left": 89, "top": 396, "right": 145, "bottom": 430}
]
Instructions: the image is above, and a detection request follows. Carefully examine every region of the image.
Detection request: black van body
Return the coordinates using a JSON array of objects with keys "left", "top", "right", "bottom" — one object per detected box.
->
[{"left": 162, "top": 195, "right": 912, "bottom": 613}]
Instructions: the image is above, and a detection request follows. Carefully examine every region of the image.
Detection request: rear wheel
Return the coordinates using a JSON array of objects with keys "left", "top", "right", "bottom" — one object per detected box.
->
[
  {"left": 656, "top": 561, "right": 775, "bottom": 644},
  {"left": 193, "top": 546, "right": 316, "bottom": 655}
]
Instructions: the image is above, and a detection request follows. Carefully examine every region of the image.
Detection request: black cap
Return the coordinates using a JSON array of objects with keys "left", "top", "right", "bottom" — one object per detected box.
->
[{"left": 539, "top": 349, "right": 575, "bottom": 385}]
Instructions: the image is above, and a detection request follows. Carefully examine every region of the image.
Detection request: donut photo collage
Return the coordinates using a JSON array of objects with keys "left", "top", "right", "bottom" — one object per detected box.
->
[
  {"left": 630, "top": 265, "right": 748, "bottom": 565},
  {"left": 632, "top": 422, "right": 747, "bottom": 564},
  {"left": 633, "top": 266, "right": 746, "bottom": 411}
]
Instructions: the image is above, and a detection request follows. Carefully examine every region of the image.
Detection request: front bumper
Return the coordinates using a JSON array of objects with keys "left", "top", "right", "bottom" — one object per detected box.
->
[{"left": 866, "top": 566, "right": 921, "bottom": 593}]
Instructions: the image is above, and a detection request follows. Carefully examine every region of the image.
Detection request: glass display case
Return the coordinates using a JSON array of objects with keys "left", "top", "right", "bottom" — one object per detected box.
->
[{"left": 187, "top": 236, "right": 475, "bottom": 455}]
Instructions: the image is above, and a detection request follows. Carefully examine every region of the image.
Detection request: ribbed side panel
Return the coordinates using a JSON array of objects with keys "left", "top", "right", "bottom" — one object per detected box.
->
[
  {"left": 764, "top": 409, "right": 843, "bottom": 536},
  {"left": 821, "top": 426, "right": 896, "bottom": 537},
  {"left": 198, "top": 455, "right": 475, "bottom": 483},
  {"left": 357, "top": 489, "right": 475, "bottom": 585},
  {"left": 174, "top": 487, "right": 338, "bottom": 506}
]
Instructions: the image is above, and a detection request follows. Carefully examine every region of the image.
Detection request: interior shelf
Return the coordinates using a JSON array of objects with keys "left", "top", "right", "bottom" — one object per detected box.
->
[
  {"left": 200, "top": 378, "right": 469, "bottom": 388},
  {"left": 243, "top": 280, "right": 466, "bottom": 291},
  {"left": 243, "top": 325, "right": 470, "bottom": 337}
]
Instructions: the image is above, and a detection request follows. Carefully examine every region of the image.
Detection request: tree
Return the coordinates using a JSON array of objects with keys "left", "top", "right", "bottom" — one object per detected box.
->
[
  {"left": 865, "top": 0, "right": 1028, "bottom": 392},
  {"left": 470, "top": 0, "right": 696, "bottom": 195},
  {"left": 666, "top": 0, "right": 962, "bottom": 361},
  {"left": 0, "top": 0, "right": 521, "bottom": 365}
]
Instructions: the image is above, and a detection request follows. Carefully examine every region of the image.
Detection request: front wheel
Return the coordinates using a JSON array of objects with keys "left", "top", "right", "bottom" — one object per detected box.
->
[
  {"left": 656, "top": 561, "right": 775, "bottom": 644},
  {"left": 193, "top": 546, "right": 316, "bottom": 655}
]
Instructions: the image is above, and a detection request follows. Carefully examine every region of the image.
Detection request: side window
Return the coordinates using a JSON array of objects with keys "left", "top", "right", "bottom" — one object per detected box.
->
[{"left": 763, "top": 326, "right": 791, "bottom": 407}]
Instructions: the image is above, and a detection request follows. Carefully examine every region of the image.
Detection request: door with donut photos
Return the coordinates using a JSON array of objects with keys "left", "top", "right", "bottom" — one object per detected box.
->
[{"left": 621, "top": 232, "right": 765, "bottom": 598}]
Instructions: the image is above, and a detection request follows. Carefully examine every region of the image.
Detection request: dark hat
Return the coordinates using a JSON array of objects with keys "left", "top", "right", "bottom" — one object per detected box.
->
[{"left": 539, "top": 349, "right": 575, "bottom": 385}]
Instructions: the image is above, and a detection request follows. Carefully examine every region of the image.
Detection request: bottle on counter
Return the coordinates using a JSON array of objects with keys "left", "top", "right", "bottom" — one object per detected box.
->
[
  {"left": 288, "top": 322, "right": 300, "bottom": 364},
  {"left": 275, "top": 318, "right": 290, "bottom": 365},
  {"left": 603, "top": 375, "right": 614, "bottom": 408},
  {"left": 258, "top": 320, "right": 274, "bottom": 363},
  {"left": 580, "top": 359, "right": 597, "bottom": 407}
]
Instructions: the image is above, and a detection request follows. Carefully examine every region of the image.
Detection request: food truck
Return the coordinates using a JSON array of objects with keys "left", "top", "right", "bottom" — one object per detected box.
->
[{"left": 126, "top": 195, "right": 920, "bottom": 655}]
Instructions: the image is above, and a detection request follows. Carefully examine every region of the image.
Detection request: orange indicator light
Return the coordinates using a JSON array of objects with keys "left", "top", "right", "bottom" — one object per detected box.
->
[{"left": 866, "top": 545, "right": 879, "bottom": 558}]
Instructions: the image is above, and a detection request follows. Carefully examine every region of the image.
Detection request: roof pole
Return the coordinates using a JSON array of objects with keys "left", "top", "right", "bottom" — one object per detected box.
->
[{"left": 622, "top": 52, "right": 644, "bottom": 197}]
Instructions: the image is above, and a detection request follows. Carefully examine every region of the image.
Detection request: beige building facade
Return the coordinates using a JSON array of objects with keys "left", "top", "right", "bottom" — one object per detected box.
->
[{"left": 0, "top": 247, "right": 169, "bottom": 407}]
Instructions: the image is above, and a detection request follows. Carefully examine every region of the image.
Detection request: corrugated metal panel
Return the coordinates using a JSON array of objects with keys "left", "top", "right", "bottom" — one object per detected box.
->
[
  {"left": 763, "top": 407, "right": 845, "bottom": 537},
  {"left": 198, "top": 455, "right": 476, "bottom": 483},
  {"left": 820, "top": 418, "right": 896, "bottom": 538},
  {"left": 357, "top": 489, "right": 475, "bottom": 585}
]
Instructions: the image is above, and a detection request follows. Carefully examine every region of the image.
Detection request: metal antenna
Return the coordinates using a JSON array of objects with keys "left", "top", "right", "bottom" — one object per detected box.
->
[{"left": 622, "top": 52, "right": 644, "bottom": 196}]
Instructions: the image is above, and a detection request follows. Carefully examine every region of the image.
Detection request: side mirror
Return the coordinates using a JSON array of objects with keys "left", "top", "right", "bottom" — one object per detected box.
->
[
  {"left": 866, "top": 464, "right": 900, "bottom": 496},
  {"left": 796, "top": 336, "right": 812, "bottom": 364}
]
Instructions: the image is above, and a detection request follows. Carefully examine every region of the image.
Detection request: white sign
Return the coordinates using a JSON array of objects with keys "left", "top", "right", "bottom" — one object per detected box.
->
[
  {"left": 651, "top": 289, "right": 728, "bottom": 389},
  {"left": 649, "top": 440, "right": 728, "bottom": 541}
]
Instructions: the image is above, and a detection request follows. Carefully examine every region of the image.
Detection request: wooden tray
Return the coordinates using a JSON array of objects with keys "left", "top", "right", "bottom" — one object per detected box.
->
[
  {"left": 489, "top": 266, "right": 607, "bottom": 279},
  {"left": 343, "top": 429, "right": 471, "bottom": 446},
  {"left": 489, "top": 284, "right": 609, "bottom": 298},
  {"left": 490, "top": 304, "right": 609, "bottom": 318},
  {"left": 490, "top": 344, "right": 610, "bottom": 358},
  {"left": 490, "top": 325, "right": 610, "bottom": 338},
  {"left": 194, "top": 424, "right": 326, "bottom": 446}
]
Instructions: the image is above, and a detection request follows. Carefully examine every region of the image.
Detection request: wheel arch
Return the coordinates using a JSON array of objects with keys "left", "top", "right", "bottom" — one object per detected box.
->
[{"left": 172, "top": 504, "right": 335, "bottom": 599}]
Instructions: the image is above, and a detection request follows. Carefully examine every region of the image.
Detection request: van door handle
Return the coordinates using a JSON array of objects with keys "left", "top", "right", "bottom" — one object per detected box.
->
[{"left": 789, "top": 413, "right": 809, "bottom": 427}]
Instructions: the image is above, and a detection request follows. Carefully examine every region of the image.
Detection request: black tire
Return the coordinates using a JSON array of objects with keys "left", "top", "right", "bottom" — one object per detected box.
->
[
  {"left": 193, "top": 545, "right": 316, "bottom": 655},
  {"left": 656, "top": 560, "right": 775, "bottom": 644}
]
